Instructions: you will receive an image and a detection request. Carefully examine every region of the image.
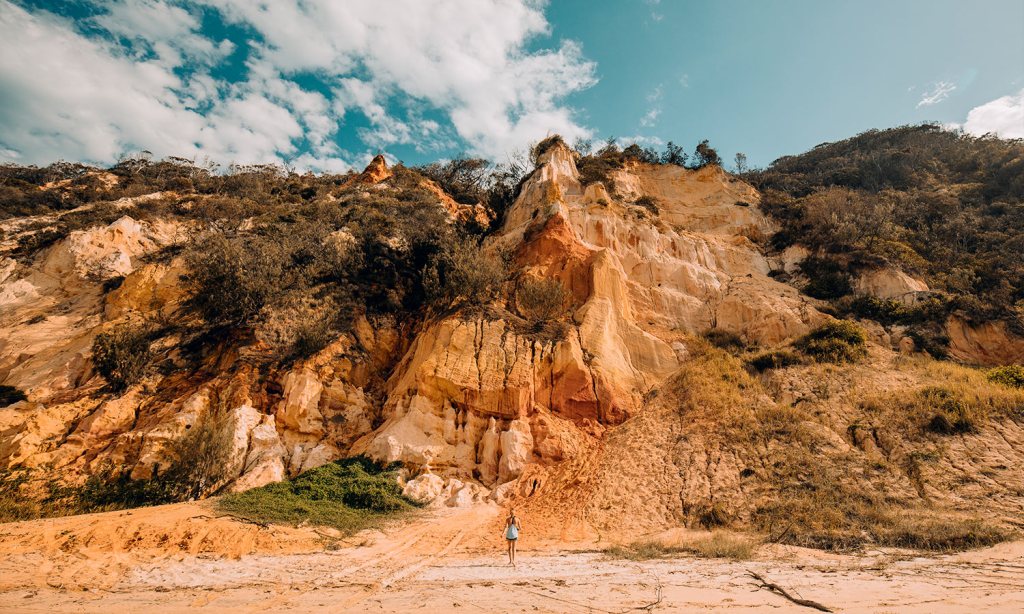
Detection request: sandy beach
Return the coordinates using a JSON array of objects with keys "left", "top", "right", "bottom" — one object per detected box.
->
[{"left": 0, "top": 502, "right": 1021, "bottom": 613}]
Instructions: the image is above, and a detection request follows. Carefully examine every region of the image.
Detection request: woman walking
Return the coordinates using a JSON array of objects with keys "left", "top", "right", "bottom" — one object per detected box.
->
[{"left": 504, "top": 508, "right": 522, "bottom": 567}]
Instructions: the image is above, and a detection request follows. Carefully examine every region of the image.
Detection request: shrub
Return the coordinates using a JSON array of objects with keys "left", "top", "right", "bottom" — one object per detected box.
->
[
  {"left": 918, "top": 387, "right": 986, "bottom": 434},
  {"left": 988, "top": 365, "right": 1024, "bottom": 389},
  {"left": 701, "top": 329, "right": 745, "bottom": 353},
  {"left": 0, "top": 385, "right": 27, "bottom": 407},
  {"left": 92, "top": 324, "right": 153, "bottom": 390},
  {"left": 634, "top": 195, "right": 660, "bottom": 216},
  {"left": 692, "top": 140, "right": 722, "bottom": 168},
  {"left": 291, "top": 316, "right": 335, "bottom": 359},
  {"left": 906, "top": 326, "right": 950, "bottom": 359},
  {"left": 532, "top": 135, "right": 567, "bottom": 164},
  {"left": 219, "top": 457, "right": 415, "bottom": 533},
  {"left": 36, "top": 410, "right": 237, "bottom": 516},
  {"left": 844, "top": 294, "right": 949, "bottom": 327},
  {"left": 795, "top": 320, "right": 867, "bottom": 363},
  {"left": 184, "top": 232, "right": 289, "bottom": 327},
  {"left": 747, "top": 350, "right": 802, "bottom": 372},
  {"left": 423, "top": 239, "right": 508, "bottom": 312},
  {"left": 800, "top": 256, "right": 853, "bottom": 299},
  {"left": 749, "top": 124, "right": 1024, "bottom": 331},
  {"left": 517, "top": 277, "right": 567, "bottom": 330}
]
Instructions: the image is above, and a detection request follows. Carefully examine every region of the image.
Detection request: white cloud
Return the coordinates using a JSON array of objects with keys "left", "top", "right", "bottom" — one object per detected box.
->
[
  {"left": 639, "top": 83, "right": 663, "bottom": 128},
  {"left": 0, "top": 0, "right": 596, "bottom": 168},
  {"left": 93, "top": 0, "right": 233, "bottom": 68},
  {"left": 678, "top": 74, "right": 689, "bottom": 88},
  {"left": 616, "top": 135, "right": 664, "bottom": 149},
  {"left": 200, "top": 0, "right": 597, "bottom": 158},
  {"left": 958, "top": 89, "right": 1024, "bottom": 139},
  {"left": 917, "top": 80, "right": 956, "bottom": 107},
  {"left": 643, "top": 0, "right": 663, "bottom": 22}
]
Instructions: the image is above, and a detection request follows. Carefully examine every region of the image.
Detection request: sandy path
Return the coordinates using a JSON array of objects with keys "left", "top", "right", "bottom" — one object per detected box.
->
[{"left": 1, "top": 502, "right": 1022, "bottom": 612}]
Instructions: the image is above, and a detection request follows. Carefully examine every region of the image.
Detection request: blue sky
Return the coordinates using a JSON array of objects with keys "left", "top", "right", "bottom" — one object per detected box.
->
[{"left": 1, "top": 0, "right": 1022, "bottom": 172}]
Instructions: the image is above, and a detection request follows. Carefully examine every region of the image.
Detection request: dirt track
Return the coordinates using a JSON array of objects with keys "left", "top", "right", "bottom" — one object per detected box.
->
[{"left": 1, "top": 502, "right": 1022, "bottom": 612}]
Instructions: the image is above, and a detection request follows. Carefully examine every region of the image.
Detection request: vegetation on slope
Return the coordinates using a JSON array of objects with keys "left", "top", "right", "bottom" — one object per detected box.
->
[
  {"left": 746, "top": 124, "right": 1024, "bottom": 338},
  {"left": 661, "top": 341, "right": 1021, "bottom": 552},
  {"left": 218, "top": 458, "right": 416, "bottom": 533},
  {"left": 0, "top": 410, "right": 235, "bottom": 522}
]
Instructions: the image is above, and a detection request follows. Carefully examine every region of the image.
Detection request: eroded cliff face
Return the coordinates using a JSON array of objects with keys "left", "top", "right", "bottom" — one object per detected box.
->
[
  {"left": 360, "top": 142, "right": 825, "bottom": 500},
  {"left": 1, "top": 142, "right": 1021, "bottom": 533}
]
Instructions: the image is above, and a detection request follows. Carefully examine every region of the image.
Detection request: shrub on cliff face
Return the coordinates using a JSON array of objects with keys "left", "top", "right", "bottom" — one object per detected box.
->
[
  {"left": 92, "top": 324, "right": 153, "bottom": 390},
  {"left": 517, "top": 278, "right": 567, "bottom": 328},
  {"left": 423, "top": 239, "right": 508, "bottom": 312},
  {"left": 184, "top": 232, "right": 289, "bottom": 328},
  {"left": 634, "top": 195, "right": 660, "bottom": 216},
  {"left": 795, "top": 320, "right": 867, "bottom": 363},
  {"left": 702, "top": 329, "right": 746, "bottom": 354}
]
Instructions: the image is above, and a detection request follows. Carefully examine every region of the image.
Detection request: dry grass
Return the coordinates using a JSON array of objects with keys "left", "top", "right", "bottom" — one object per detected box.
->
[
  {"left": 670, "top": 348, "right": 1019, "bottom": 553},
  {"left": 860, "top": 359, "right": 1024, "bottom": 436},
  {"left": 604, "top": 531, "right": 759, "bottom": 561}
]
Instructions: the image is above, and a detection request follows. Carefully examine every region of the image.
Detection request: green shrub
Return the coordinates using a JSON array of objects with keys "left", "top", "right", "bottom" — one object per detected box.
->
[
  {"left": 219, "top": 457, "right": 415, "bottom": 533},
  {"left": 291, "top": 316, "right": 335, "bottom": 358},
  {"left": 906, "top": 326, "right": 950, "bottom": 359},
  {"left": 987, "top": 365, "right": 1024, "bottom": 389},
  {"left": 795, "top": 320, "right": 867, "bottom": 363},
  {"left": 749, "top": 124, "right": 1024, "bottom": 331},
  {"left": 532, "top": 135, "right": 567, "bottom": 164},
  {"left": 79, "top": 410, "right": 235, "bottom": 508},
  {"left": 0, "top": 385, "right": 27, "bottom": 407},
  {"left": 747, "top": 350, "right": 802, "bottom": 372},
  {"left": 92, "top": 324, "right": 153, "bottom": 390},
  {"left": 844, "top": 294, "right": 949, "bottom": 326}
]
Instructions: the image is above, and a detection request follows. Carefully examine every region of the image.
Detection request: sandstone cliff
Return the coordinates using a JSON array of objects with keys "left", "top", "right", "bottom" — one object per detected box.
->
[{"left": 1, "top": 140, "right": 1022, "bottom": 543}]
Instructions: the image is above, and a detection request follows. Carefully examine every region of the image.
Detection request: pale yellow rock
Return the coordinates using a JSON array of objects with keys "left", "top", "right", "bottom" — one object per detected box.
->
[
  {"left": 232, "top": 415, "right": 286, "bottom": 492},
  {"left": 498, "top": 418, "right": 534, "bottom": 484},
  {"left": 276, "top": 369, "right": 325, "bottom": 436},
  {"left": 946, "top": 317, "right": 1024, "bottom": 365},
  {"left": 402, "top": 472, "right": 445, "bottom": 504},
  {"left": 854, "top": 267, "right": 929, "bottom": 300}
]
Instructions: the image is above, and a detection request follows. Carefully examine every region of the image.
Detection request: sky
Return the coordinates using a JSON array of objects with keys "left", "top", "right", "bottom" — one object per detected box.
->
[{"left": 0, "top": 0, "right": 1022, "bottom": 173}]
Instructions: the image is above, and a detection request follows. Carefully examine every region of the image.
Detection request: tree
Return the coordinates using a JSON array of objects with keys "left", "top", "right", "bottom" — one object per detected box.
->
[
  {"left": 572, "top": 137, "right": 593, "bottom": 156},
  {"left": 734, "top": 152, "right": 748, "bottom": 174},
  {"left": 661, "top": 141, "right": 688, "bottom": 166},
  {"left": 692, "top": 140, "right": 722, "bottom": 168},
  {"left": 598, "top": 136, "right": 620, "bottom": 156},
  {"left": 417, "top": 157, "right": 490, "bottom": 205}
]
